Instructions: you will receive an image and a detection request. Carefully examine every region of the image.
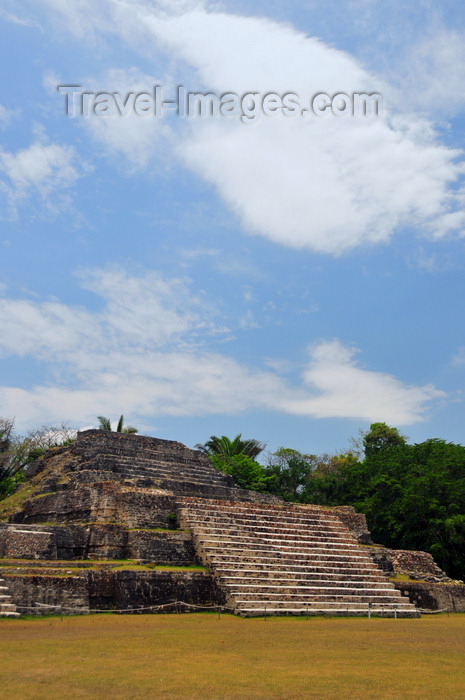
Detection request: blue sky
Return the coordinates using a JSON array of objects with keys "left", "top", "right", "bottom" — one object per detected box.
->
[{"left": 1, "top": 0, "right": 465, "bottom": 457}]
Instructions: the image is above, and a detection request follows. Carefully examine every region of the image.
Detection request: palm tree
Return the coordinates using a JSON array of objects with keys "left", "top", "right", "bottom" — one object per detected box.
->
[
  {"left": 196, "top": 434, "right": 265, "bottom": 459},
  {"left": 97, "top": 415, "right": 138, "bottom": 434},
  {"left": 97, "top": 416, "right": 112, "bottom": 431}
]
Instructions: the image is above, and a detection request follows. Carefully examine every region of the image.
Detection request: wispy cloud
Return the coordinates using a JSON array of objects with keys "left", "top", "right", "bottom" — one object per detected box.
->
[
  {"left": 0, "top": 267, "right": 444, "bottom": 429},
  {"left": 0, "top": 7, "right": 41, "bottom": 29},
  {"left": 0, "top": 135, "right": 87, "bottom": 216},
  {"left": 0, "top": 105, "right": 21, "bottom": 129}
]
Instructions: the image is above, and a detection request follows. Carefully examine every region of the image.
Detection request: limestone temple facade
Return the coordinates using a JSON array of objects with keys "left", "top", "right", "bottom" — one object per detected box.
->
[{"left": 0, "top": 430, "right": 464, "bottom": 617}]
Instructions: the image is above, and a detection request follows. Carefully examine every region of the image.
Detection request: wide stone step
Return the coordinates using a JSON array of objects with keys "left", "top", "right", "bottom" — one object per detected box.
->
[
  {"left": 179, "top": 496, "right": 336, "bottom": 516},
  {"left": 96, "top": 465, "right": 231, "bottom": 488},
  {"left": 217, "top": 571, "right": 389, "bottom": 584},
  {"left": 180, "top": 503, "right": 342, "bottom": 519},
  {"left": 92, "top": 456, "right": 232, "bottom": 484},
  {"left": 199, "top": 536, "right": 360, "bottom": 551},
  {"left": 186, "top": 523, "right": 354, "bottom": 539},
  {"left": 202, "top": 548, "right": 373, "bottom": 562},
  {"left": 237, "top": 606, "right": 419, "bottom": 618},
  {"left": 0, "top": 602, "right": 18, "bottom": 612},
  {"left": 229, "top": 589, "right": 402, "bottom": 601},
  {"left": 184, "top": 523, "right": 353, "bottom": 542},
  {"left": 181, "top": 510, "right": 345, "bottom": 530},
  {"left": 234, "top": 598, "right": 412, "bottom": 609},
  {"left": 181, "top": 498, "right": 340, "bottom": 515},
  {"left": 0, "top": 576, "right": 19, "bottom": 618},
  {"left": 182, "top": 502, "right": 342, "bottom": 517},
  {"left": 219, "top": 576, "right": 396, "bottom": 589},
  {"left": 211, "top": 559, "right": 383, "bottom": 572}
]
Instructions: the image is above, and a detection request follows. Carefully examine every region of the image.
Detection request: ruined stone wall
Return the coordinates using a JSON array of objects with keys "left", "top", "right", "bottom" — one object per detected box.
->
[
  {"left": 367, "top": 546, "right": 456, "bottom": 583},
  {"left": 5, "top": 574, "right": 90, "bottom": 615},
  {"left": 10, "top": 483, "right": 179, "bottom": 529},
  {"left": 4, "top": 570, "right": 224, "bottom": 615},
  {"left": 394, "top": 582, "right": 465, "bottom": 612},
  {"left": 94, "top": 570, "right": 224, "bottom": 613},
  {"left": 0, "top": 523, "right": 197, "bottom": 565},
  {"left": 332, "top": 506, "right": 372, "bottom": 544},
  {"left": 366, "top": 544, "right": 465, "bottom": 611}
]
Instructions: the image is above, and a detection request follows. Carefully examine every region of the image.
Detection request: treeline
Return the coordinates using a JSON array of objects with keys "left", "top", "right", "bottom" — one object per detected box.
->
[{"left": 198, "top": 424, "right": 465, "bottom": 581}]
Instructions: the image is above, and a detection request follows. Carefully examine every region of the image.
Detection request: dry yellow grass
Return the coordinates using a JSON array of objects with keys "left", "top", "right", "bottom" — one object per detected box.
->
[{"left": 0, "top": 613, "right": 464, "bottom": 699}]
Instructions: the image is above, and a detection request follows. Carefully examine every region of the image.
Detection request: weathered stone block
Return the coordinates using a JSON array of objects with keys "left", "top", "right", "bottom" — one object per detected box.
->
[
  {"left": 394, "top": 582, "right": 465, "bottom": 612},
  {"left": 127, "top": 530, "right": 197, "bottom": 565},
  {"left": 5, "top": 574, "right": 90, "bottom": 615}
]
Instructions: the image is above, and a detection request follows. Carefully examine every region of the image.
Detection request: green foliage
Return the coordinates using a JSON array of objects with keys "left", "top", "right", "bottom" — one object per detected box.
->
[
  {"left": 0, "top": 470, "right": 25, "bottom": 499},
  {"left": 302, "top": 452, "right": 361, "bottom": 506},
  {"left": 295, "top": 425, "right": 465, "bottom": 580},
  {"left": 259, "top": 424, "right": 465, "bottom": 580},
  {"left": 209, "top": 453, "right": 270, "bottom": 491},
  {"left": 265, "top": 448, "right": 317, "bottom": 501},
  {"left": 197, "top": 434, "right": 265, "bottom": 459},
  {"left": 362, "top": 422, "right": 407, "bottom": 458},
  {"left": 167, "top": 512, "right": 178, "bottom": 529},
  {"left": 0, "top": 418, "right": 77, "bottom": 502},
  {"left": 97, "top": 415, "right": 138, "bottom": 434}
]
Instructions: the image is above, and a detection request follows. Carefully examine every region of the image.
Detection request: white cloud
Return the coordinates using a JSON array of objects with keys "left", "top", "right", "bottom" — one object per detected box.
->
[
  {"left": 30, "top": 0, "right": 113, "bottom": 41},
  {"left": 76, "top": 68, "right": 174, "bottom": 169},
  {"left": 399, "top": 30, "right": 465, "bottom": 117},
  {"left": 143, "top": 6, "right": 464, "bottom": 253},
  {"left": 0, "top": 268, "right": 445, "bottom": 429},
  {"left": 0, "top": 138, "right": 86, "bottom": 214},
  {"left": 34, "top": 0, "right": 465, "bottom": 253},
  {"left": 283, "top": 340, "right": 445, "bottom": 424},
  {"left": 0, "top": 7, "right": 41, "bottom": 29}
]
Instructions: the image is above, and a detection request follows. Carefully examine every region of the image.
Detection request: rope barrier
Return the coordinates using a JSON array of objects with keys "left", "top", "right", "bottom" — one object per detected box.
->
[
  {"left": 11, "top": 601, "right": 435, "bottom": 617},
  {"left": 14, "top": 600, "right": 234, "bottom": 615}
]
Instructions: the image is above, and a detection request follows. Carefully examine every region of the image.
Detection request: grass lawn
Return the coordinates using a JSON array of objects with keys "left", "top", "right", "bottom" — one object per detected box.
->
[{"left": 0, "top": 613, "right": 464, "bottom": 699}]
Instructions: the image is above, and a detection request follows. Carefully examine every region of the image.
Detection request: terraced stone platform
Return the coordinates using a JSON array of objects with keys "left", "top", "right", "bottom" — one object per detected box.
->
[
  {"left": 178, "top": 498, "right": 420, "bottom": 617},
  {"left": 2, "top": 430, "right": 454, "bottom": 616}
]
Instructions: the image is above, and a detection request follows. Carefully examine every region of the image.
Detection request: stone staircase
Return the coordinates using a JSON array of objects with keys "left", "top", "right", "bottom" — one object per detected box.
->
[
  {"left": 0, "top": 577, "right": 19, "bottom": 617},
  {"left": 73, "top": 454, "right": 232, "bottom": 492},
  {"left": 178, "top": 498, "right": 420, "bottom": 617},
  {"left": 67, "top": 431, "right": 270, "bottom": 500}
]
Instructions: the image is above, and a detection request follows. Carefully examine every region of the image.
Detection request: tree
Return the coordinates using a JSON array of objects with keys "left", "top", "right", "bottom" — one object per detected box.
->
[
  {"left": 265, "top": 448, "right": 318, "bottom": 501},
  {"left": 97, "top": 415, "right": 138, "bottom": 434},
  {"left": 362, "top": 422, "right": 406, "bottom": 458},
  {"left": 197, "top": 433, "right": 268, "bottom": 491},
  {"left": 0, "top": 417, "right": 15, "bottom": 475},
  {"left": 196, "top": 434, "right": 265, "bottom": 460},
  {"left": 0, "top": 419, "right": 76, "bottom": 499},
  {"left": 302, "top": 452, "right": 361, "bottom": 506},
  {"left": 320, "top": 429, "right": 465, "bottom": 580},
  {"left": 210, "top": 453, "right": 270, "bottom": 492}
]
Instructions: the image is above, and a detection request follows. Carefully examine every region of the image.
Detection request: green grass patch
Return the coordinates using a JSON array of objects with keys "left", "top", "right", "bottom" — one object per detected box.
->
[
  {"left": 108, "top": 563, "right": 207, "bottom": 572},
  {"left": 389, "top": 573, "right": 417, "bottom": 582},
  {"left": 0, "top": 558, "right": 207, "bottom": 576},
  {"left": 0, "top": 614, "right": 464, "bottom": 699},
  {"left": 0, "top": 483, "right": 35, "bottom": 522}
]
